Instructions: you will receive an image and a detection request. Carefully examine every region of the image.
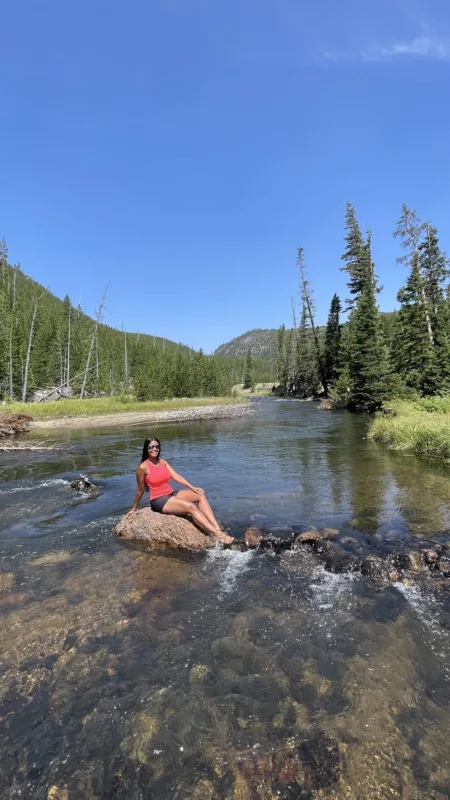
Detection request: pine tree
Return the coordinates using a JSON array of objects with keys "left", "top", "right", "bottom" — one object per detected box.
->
[
  {"left": 394, "top": 204, "right": 433, "bottom": 345},
  {"left": 393, "top": 253, "right": 436, "bottom": 393},
  {"left": 348, "top": 277, "right": 390, "bottom": 413},
  {"left": 292, "top": 304, "right": 321, "bottom": 398},
  {"left": 418, "top": 225, "right": 450, "bottom": 325},
  {"left": 340, "top": 203, "right": 370, "bottom": 309},
  {"left": 243, "top": 347, "right": 254, "bottom": 390},
  {"left": 323, "top": 294, "right": 342, "bottom": 385},
  {"left": 297, "top": 247, "right": 328, "bottom": 396},
  {"left": 277, "top": 325, "right": 287, "bottom": 390}
]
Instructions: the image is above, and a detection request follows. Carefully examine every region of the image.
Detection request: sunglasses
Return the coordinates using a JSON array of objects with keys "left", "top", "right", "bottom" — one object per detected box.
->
[{"left": 148, "top": 444, "right": 160, "bottom": 450}]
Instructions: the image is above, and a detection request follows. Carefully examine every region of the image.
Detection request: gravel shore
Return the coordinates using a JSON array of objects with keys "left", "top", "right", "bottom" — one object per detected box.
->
[{"left": 31, "top": 402, "right": 253, "bottom": 430}]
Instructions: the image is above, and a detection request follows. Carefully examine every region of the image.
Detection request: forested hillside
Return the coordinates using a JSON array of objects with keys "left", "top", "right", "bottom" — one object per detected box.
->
[{"left": 0, "top": 240, "right": 275, "bottom": 401}]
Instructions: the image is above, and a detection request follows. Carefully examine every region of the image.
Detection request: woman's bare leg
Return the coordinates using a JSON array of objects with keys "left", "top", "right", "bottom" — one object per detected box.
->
[
  {"left": 162, "top": 497, "right": 233, "bottom": 543},
  {"left": 177, "top": 490, "right": 220, "bottom": 529}
]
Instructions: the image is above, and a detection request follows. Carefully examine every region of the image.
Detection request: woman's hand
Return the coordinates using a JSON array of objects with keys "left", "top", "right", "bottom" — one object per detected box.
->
[
  {"left": 192, "top": 487, "right": 204, "bottom": 495},
  {"left": 125, "top": 508, "right": 137, "bottom": 518}
]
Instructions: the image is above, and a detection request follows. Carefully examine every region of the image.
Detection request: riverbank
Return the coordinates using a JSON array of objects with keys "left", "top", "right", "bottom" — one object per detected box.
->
[
  {"left": 36, "top": 399, "right": 249, "bottom": 430},
  {"left": 369, "top": 397, "right": 450, "bottom": 460}
]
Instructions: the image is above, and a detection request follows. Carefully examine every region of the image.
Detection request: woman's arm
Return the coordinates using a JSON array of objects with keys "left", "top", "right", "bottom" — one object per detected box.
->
[
  {"left": 126, "top": 464, "right": 147, "bottom": 515},
  {"left": 163, "top": 460, "right": 203, "bottom": 494}
]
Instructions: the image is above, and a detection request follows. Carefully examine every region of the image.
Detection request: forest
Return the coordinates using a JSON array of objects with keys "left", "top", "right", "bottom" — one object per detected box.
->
[
  {"left": 0, "top": 242, "right": 273, "bottom": 403},
  {"left": 276, "top": 203, "right": 450, "bottom": 413}
]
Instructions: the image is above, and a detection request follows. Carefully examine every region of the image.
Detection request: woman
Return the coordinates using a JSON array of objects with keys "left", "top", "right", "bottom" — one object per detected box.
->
[{"left": 127, "top": 436, "right": 234, "bottom": 544}]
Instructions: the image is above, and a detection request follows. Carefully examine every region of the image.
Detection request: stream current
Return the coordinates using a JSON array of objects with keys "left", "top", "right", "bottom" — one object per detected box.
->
[{"left": 1, "top": 398, "right": 450, "bottom": 799}]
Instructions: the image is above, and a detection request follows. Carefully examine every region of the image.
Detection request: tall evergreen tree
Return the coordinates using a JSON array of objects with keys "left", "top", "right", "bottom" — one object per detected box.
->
[
  {"left": 297, "top": 247, "right": 328, "bottom": 396},
  {"left": 277, "top": 324, "right": 289, "bottom": 392},
  {"left": 348, "top": 276, "right": 390, "bottom": 413},
  {"left": 243, "top": 347, "right": 254, "bottom": 390},
  {"left": 393, "top": 204, "right": 433, "bottom": 345},
  {"left": 393, "top": 253, "right": 437, "bottom": 394},
  {"left": 418, "top": 225, "right": 450, "bottom": 324},
  {"left": 323, "top": 294, "right": 342, "bottom": 385},
  {"left": 292, "top": 304, "right": 321, "bottom": 398},
  {"left": 340, "top": 203, "right": 370, "bottom": 309}
]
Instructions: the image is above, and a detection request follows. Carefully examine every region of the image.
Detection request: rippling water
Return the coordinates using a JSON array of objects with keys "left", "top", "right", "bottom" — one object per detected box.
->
[{"left": 1, "top": 399, "right": 450, "bottom": 799}]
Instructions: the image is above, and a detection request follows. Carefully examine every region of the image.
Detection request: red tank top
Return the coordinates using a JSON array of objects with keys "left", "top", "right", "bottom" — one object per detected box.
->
[{"left": 145, "top": 459, "right": 173, "bottom": 500}]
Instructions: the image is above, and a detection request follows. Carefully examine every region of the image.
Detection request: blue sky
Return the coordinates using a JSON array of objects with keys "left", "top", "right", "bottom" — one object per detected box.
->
[{"left": 1, "top": 0, "right": 450, "bottom": 352}]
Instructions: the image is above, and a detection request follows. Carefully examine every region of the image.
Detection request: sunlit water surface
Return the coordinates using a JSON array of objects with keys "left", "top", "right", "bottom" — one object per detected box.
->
[{"left": 1, "top": 399, "right": 450, "bottom": 799}]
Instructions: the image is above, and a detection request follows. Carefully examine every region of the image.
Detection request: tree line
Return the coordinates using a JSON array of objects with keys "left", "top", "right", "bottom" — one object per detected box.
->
[
  {"left": 276, "top": 203, "right": 450, "bottom": 412},
  {"left": 0, "top": 242, "right": 273, "bottom": 402}
]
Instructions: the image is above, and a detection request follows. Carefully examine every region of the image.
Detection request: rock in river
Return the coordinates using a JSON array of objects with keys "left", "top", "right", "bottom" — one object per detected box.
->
[
  {"left": 360, "top": 556, "right": 399, "bottom": 585},
  {"left": 70, "top": 475, "right": 100, "bottom": 496},
  {"left": 114, "top": 508, "right": 216, "bottom": 553}
]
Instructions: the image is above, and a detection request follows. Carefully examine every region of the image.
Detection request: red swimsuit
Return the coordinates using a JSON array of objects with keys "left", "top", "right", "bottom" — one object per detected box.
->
[{"left": 145, "top": 459, "right": 173, "bottom": 500}]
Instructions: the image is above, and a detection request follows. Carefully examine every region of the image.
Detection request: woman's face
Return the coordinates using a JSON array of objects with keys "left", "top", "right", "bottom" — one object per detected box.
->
[{"left": 148, "top": 440, "right": 160, "bottom": 457}]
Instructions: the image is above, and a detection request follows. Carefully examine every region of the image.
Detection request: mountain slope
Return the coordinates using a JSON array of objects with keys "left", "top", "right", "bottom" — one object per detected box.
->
[
  {"left": 215, "top": 313, "right": 397, "bottom": 360},
  {"left": 215, "top": 329, "right": 280, "bottom": 359}
]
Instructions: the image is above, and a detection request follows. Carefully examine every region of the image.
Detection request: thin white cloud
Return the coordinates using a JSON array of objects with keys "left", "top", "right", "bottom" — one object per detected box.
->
[
  {"left": 376, "top": 35, "right": 450, "bottom": 59},
  {"left": 320, "top": 35, "right": 450, "bottom": 65}
]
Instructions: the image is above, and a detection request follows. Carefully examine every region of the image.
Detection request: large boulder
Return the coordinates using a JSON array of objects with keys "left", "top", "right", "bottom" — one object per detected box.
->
[{"left": 114, "top": 508, "right": 216, "bottom": 553}]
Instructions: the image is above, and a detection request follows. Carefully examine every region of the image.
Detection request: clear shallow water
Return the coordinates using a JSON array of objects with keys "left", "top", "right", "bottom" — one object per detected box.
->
[{"left": 1, "top": 399, "right": 450, "bottom": 799}]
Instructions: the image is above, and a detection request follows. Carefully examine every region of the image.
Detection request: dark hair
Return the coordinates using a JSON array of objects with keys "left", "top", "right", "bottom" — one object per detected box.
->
[{"left": 141, "top": 436, "right": 161, "bottom": 464}]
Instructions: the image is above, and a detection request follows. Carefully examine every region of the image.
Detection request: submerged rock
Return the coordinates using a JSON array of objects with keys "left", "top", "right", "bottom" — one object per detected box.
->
[
  {"left": 0, "top": 572, "right": 14, "bottom": 591},
  {"left": 295, "top": 530, "right": 323, "bottom": 544},
  {"left": 299, "top": 730, "right": 341, "bottom": 789},
  {"left": 189, "top": 664, "right": 215, "bottom": 684},
  {"left": 115, "top": 508, "right": 216, "bottom": 552}
]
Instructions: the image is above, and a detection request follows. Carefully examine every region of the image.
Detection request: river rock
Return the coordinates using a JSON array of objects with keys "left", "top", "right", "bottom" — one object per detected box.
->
[
  {"left": 70, "top": 475, "right": 100, "bottom": 496},
  {"left": 421, "top": 548, "right": 441, "bottom": 567},
  {"left": 296, "top": 530, "right": 323, "bottom": 544},
  {"left": 390, "top": 551, "right": 424, "bottom": 573},
  {"left": 322, "top": 527, "right": 340, "bottom": 538},
  {"left": 438, "top": 555, "right": 450, "bottom": 576},
  {"left": 244, "top": 527, "right": 264, "bottom": 548},
  {"left": 360, "top": 556, "right": 399, "bottom": 584},
  {"left": 114, "top": 508, "right": 216, "bottom": 552}
]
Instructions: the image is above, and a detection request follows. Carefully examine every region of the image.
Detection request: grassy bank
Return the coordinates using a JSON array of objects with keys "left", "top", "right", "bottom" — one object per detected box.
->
[
  {"left": 369, "top": 398, "right": 450, "bottom": 460},
  {"left": 1, "top": 396, "right": 245, "bottom": 422}
]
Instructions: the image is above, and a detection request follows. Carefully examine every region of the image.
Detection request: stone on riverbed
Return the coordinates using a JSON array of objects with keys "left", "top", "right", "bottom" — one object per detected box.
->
[
  {"left": 114, "top": 508, "right": 216, "bottom": 553},
  {"left": 295, "top": 530, "right": 323, "bottom": 543}
]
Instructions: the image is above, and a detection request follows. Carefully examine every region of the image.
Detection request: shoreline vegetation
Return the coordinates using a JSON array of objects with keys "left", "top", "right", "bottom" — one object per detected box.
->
[
  {"left": 369, "top": 397, "right": 450, "bottom": 460},
  {"left": 0, "top": 396, "right": 249, "bottom": 432}
]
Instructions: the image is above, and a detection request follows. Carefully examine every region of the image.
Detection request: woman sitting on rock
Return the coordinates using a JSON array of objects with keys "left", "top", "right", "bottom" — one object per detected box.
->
[{"left": 127, "top": 436, "right": 234, "bottom": 544}]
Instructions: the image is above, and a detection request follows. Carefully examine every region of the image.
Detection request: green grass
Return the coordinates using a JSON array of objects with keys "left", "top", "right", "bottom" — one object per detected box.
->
[
  {"left": 369, "top": 398, "right": 450, "bottom": 460},
  {"left": 0, "top": 396, "right": 245, "bottom": 421}
]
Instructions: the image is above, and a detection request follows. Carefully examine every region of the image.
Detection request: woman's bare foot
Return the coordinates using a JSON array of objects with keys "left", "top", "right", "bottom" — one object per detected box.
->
[{"left": 214, "top": 530, "right": 234, "bottom": 545}]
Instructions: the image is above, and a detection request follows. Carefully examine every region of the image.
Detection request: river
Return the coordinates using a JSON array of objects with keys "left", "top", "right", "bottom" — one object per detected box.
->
[{"left": 1, "top": 398, "right": 450, "bottom": 799}]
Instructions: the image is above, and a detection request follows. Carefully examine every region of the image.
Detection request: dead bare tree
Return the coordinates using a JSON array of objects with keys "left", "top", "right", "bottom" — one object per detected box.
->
[
  {"left": 297, "top": 247, "right": 328, "bottom": 398},
  {"left": 80, "top": 288, "right": 108, "bottom": 398},
  {"left": 22, "top": 290, "right": 47, "bottom": 402}
]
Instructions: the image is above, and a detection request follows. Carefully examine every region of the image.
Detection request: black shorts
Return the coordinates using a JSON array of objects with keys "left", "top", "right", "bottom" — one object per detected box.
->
[{"left": 150, "top": 491, "right": 178, "bottom": 513}]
